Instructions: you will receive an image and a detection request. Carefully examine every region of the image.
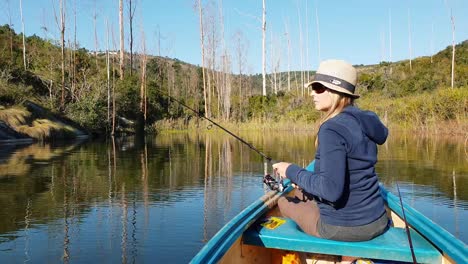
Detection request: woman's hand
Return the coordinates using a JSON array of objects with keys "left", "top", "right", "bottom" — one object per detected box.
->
[{"left": 272, "top": 162, "right": 291, "bottom": 179}]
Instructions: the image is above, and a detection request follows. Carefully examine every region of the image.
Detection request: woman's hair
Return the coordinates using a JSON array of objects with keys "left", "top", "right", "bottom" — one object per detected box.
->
[{"left": 315, "top": 89, "right": 354, "bottom": 147}]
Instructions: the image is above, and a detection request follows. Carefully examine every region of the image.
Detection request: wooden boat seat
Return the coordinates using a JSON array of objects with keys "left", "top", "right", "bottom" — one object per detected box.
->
[{"left": 243, "top": 217, "right": 442, "bottom": 263}]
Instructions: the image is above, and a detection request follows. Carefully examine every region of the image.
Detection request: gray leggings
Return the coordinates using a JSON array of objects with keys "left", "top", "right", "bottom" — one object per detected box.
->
[{"left": 277, "top": 189, "right": 389, "bottom": 241}]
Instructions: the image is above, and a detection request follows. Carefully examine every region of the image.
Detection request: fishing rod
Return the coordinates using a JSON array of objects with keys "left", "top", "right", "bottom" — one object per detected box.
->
[
  {"left": 396, "top": 183, "right": 417, "bottom": 264},
  {"left": 155, "top": 89, "right": 285, "bottom": 191},
  {"left": 155, "top": 89, "right": 273, "bottom": 163}
]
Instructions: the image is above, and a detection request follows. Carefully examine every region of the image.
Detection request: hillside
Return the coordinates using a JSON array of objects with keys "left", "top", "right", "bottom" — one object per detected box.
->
[{"left": 0, "top": 24, "right": 467, "bottom": 139}]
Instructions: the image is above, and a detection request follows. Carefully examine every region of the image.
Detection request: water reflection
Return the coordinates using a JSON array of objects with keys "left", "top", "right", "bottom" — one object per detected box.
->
[{"left": 0, "top": 131, "right": 466, "bottom": 263}]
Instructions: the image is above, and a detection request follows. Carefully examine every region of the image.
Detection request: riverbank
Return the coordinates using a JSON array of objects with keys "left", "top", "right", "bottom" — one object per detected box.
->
[
  {"left": 1, "top": 100, "right": 466, "bottom": 144},
  {"left": 154, "top": 117, "right": 468, "bottom": 137},
  {"left": 0, "top": 101, "right": 88, "bottom": 143}
]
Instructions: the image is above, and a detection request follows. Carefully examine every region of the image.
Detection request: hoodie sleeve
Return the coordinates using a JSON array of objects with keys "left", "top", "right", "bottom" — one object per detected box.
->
[{"left": 286, "top": 125, "right": 347, "bottom": 203}]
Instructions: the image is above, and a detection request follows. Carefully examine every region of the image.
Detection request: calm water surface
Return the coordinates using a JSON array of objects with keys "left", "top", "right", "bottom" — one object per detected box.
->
[{"left": 0, "top": 131, "right": 466, "bottom": 263}]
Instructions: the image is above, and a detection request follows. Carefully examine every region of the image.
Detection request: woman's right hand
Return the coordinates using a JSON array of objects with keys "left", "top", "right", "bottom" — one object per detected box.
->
[{"left": 272, "top": 162, "right": 291, "bottom": 179}]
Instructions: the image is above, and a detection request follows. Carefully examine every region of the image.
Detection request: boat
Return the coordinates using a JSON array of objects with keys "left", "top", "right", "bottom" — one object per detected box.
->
[{"left": 191, "top": 178, "right": 468, "bottom": 264}]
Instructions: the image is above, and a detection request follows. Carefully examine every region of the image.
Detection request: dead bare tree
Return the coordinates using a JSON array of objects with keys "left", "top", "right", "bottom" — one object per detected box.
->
[
  {"left": 234, "top": 31, "right": 245, "bottom": 121},
  {"left": 53, "top": 0, "right": 67, "bottom": 109},
  {"left": 19, "top": 0, "right": 27, "bottom": 70},
  {"left": 156, "top": 25, "right": 161, "bottom": 57},
  {"left": 111, "top": 23, "right": 117, "bottom": 135},
  {"left": 262, "top": 0, "right": 266, "bottom": 96},
  {"left": 67, "top": 29, "right": 73, "bottom": 99},
  {"left": 449, "top": 9, "right": 455, "bottom": 88},
  {"left": 296, "top": 0, "right": 304, "bottom": 96},
  {"left": 389, "top": 8, "right": 392, "bottom": 74},
  {"left": 205, "top": 4, "right": 217, "bottom": 118},
  {"left": 106, "top": 18, "right": 110, "bottom": 126},
  {"left": 119, "top": 0, "right": 124, "bottom": 79},
  {"left": 270, "top": 30, "right": 280, "bottom": 95},
  {"left": 71, "top": 0, "right": 77, "bottom": 100},
  {"left": 269, "top": 29, "right": 275, "bottom": 94},
  {"left": 6, "top": 0, "right": 13, "bottom": 62},
  {"left": 93, "top": 1, "right": 99, "bottom": 68},
  {"left": 284, "top": 19, "right": 291, "bottom": 92},
  {"left": 219, "top": 0, "right": 231, "bottom": 121},
  {"left": 407, "top": 8, "right": 412, "bottom": 72},
  {"left": 140, "top": 30, "right": 147, "bottom": 122},
  {"left": 197, "top": 0, "right": 209, "bottom": 118},
  {"left": 60, "top": 0, "right": 66, "bottom": 109},
  {"left": 305, "top": 0, "right": 310, "bottom": 82},
  {"left": 431, "top": 22, "right": 434, "bottom": 64},
  {"left": 444, "top": 0, "right": 456, "bottom": 88},
  {"left": 222, "top": 55, "right": 231, "bottom": 121},
  {"left": 128, "top": 0, "right": 136, "bottom": 76},
  {"left": 315, "top": 5, "right": 321, "bottom": 62}
]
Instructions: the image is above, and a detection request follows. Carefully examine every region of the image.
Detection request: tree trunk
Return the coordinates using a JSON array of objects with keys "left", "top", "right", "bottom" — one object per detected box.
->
[
  {"left": 235, "top": 31, "right": 244, "bottom": 121},
  {"left": 72, "top": 0, "right": 77, "bottom": 100},
  {"left": 431, "top": 23, "right": 434, "bottom": 64},
  {"left": 262, "top": 0, "right": 266, "bottom": 96},
  {"left": 408, "top": 8, "right": 412, "bottom": 72},
  {"left": 7, "top": 0, "right": 13, "bottom": 62},
  {"left": 119, "top": 0, "right": 124, "bottom": 79},
  {"left": 389, "top": 8, "right": 393, "bottom": 74},
  {"left": 284, "top": 20, "right": 291, "bottom": 92},
  {"left": 60, "top": 0, "right": 66, "bottom": 110},
  {"left": 19, "top": 0, "right": 27, "bottom": 70},
  {"left": 198, "top": 0, "right": 208, "bottom": 117},
  {"left": 305, "top": 0, "right": 310, "bottom": 82},
  {"left": 106, "top": 19, "right": 111, "bottom": 127},
  {"left": 297, "top": 2, "right": 304, "bottom": 96},
  {"left": 93, "top": 2, "right": 99, "bottom": 68},
  {"left": 450, "top": 9, "right": 455, "bottom": 88},
  {"left": 315, "top": 7, "right": 321, "bottom": 62},
  {"left": 128, "top": 0, "right": 136, "bottom": 76},
  {"left": 140, "top": 31, "right": 147, "bottom": 122},
  {"left": 111, "top": 25, "right": 117, "bottom": 135}
]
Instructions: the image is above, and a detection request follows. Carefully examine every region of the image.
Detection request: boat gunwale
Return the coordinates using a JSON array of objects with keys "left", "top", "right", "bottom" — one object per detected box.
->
[
  {"left": 380, "top": 185, "right": 467, "bottom": 264},
  {"left": 190, "top": 183, "right": 294, "bottom": 264}
]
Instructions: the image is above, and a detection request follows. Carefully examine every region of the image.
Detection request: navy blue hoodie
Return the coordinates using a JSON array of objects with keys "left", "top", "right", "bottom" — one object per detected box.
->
[{"left": 286, "top": 106, "right": 388, "bottom": 227}]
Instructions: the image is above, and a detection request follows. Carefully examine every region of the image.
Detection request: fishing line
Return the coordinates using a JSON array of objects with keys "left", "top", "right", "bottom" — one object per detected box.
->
[
  {"left": 155, "top": 89, "right": 287, "bottom": 191},
  {"left": 155, "top": 89, "right": 273, "bottom": 163},
  {"left": 396, "top": 182, "right": 417, "bottom": 264}
]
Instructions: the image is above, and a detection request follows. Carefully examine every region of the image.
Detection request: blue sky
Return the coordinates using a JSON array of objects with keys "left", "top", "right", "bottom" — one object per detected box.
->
[{"left": 2, "top": 0, "right": 468, "bottom": 74}]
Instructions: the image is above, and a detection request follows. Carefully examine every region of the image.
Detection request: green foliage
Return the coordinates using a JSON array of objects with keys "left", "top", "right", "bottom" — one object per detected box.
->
[
  {"left": 66, "top": 98, "right": 107, "bottom": 132},
  {"left": 0, "top": 69, "right": 36, "bottom": 105},
  {"left": 115, "top": 75, "right": 140, "bottom": 120},
  {"left": 359, "top": 87, "right": 468, "bottom": 128},
  {"left": 0, "top": 24, "right": 466, "bottom": 135},
  {"left": 356, "top": 41, "right": 468, "bottom": 98}
]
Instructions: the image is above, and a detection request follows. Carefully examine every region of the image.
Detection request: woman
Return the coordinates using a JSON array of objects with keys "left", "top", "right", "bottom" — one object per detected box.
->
[{"left": 272, "top": 59, "right": 389, "bottom": 243}]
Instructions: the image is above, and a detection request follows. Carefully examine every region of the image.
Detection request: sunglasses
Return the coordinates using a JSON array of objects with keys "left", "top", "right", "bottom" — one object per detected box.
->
[{"left": 312, "top": 85, "right": 327, "bottom": 94}]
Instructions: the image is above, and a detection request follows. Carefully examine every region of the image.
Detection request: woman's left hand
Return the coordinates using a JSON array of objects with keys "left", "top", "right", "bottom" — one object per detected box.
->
[{"left": 272, "top": 162, "right": 291, "bottom": 179}]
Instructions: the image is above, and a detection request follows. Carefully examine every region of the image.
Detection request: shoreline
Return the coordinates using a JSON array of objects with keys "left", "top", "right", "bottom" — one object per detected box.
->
[{"left": 1, "top": 116, "right": 466, "bottom": 144}]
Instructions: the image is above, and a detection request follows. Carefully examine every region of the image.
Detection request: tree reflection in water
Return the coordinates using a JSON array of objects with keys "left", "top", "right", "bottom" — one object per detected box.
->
[{"left": 0, "top": 131, "right": 466, "bottom": 263}]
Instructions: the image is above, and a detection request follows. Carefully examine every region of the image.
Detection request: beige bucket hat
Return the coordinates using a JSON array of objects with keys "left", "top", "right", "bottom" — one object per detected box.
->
[{"left": 306, "top": 59, "right": 359, "bottom": 98}]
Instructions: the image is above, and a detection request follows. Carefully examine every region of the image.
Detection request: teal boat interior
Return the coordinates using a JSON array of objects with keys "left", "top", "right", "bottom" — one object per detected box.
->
[
  {"left": 191, "top": 181, "right": 468, "bottom": 264},
  {"left": 243, "top": 214, "right": 441, "bottom": 263}
]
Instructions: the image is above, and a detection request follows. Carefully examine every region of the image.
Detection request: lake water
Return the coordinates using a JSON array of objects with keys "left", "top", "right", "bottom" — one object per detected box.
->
[{"left": 0, "top": 131, "right": 466, "bottom": 263}]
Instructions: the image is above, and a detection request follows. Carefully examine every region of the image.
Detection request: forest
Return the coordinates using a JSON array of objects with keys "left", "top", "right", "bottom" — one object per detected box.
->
[{"left": 0, "top": 21, "right": 467, "bottom": 140}]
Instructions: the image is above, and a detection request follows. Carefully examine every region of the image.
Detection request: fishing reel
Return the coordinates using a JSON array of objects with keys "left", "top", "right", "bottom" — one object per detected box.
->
[{"left": 263, "top": 174, "right": 284, "bottom": 192}]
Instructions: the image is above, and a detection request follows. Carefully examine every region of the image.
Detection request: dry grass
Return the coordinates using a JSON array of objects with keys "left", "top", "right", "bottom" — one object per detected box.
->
[
  {"left": 16, "top": 119, "right": 75, "bottom": 140},
  {"left": 0, "top": 107, "right": 31, "bottom": 128},
  {"left": 1, "top": 106, "right": 77, "bottom": 140}
]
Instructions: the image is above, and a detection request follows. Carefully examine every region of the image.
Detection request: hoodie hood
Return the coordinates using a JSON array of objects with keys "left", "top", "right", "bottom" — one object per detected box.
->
[{"left": 342, "top": 106, "right": 388, "bottom": 145}]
